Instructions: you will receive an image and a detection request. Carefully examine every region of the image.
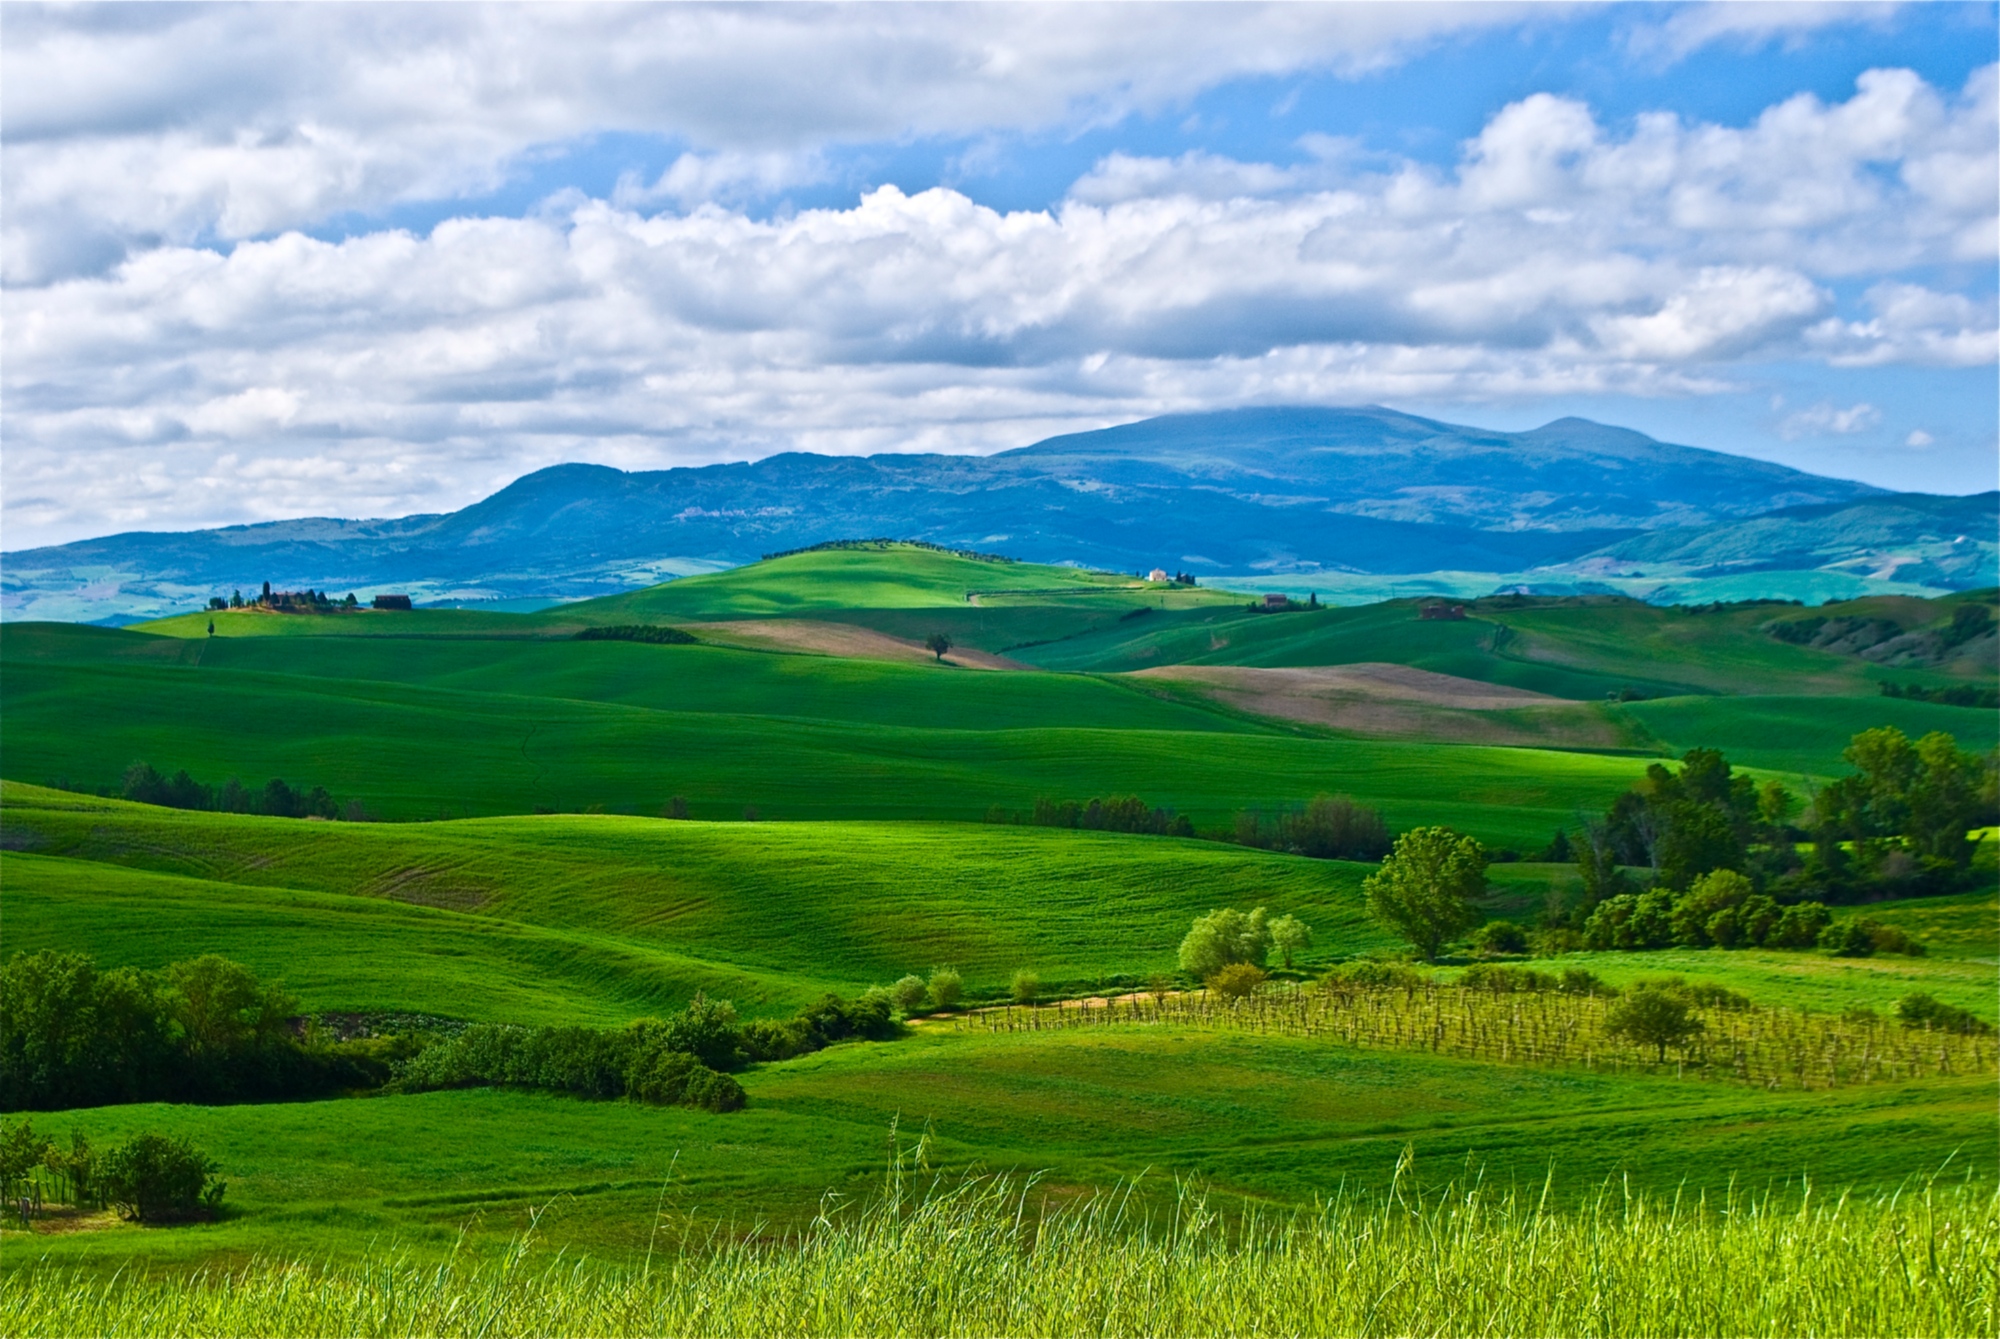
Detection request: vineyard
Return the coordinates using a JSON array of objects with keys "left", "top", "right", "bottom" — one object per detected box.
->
[{"left": 957, "top": 977, "right": 1999, "bottom": 1090}]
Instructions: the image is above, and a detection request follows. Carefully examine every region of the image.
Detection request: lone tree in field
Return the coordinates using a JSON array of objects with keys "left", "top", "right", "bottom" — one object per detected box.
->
[
  {"left": 1605, "top": 984, "right": 1705, "bottom": 1062},
  {"left": 1363, "top": 827, "right": 1487, "bottom": 962},
  {"left": 1178, "top": 907, "right": 1270, "bottom": 978},
  {"left": 925, "top": 633, "right": 953, "bottom": 662},
  {"left": 1268, "top": 914, "right": 1312, "bottom": 970}
]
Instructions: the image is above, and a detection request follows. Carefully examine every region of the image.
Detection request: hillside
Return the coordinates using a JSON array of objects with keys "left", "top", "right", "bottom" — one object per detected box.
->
[{"left": 5, "top": 406, "right": 1923, "bottom": 624}]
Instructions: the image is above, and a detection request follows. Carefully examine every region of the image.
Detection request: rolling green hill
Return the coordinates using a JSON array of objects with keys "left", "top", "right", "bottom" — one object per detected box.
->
[{"left": 0, "top": 783, "right": 1390, "bottom": 1012}]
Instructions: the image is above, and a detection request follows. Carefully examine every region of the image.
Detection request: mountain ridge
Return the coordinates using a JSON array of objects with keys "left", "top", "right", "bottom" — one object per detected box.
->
[{"left": 5, "top": 406, "right": 1981, "bottom": 624}]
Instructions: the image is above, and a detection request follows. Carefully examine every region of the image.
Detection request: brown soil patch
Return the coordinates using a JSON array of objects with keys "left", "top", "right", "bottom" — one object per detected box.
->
[
  {"left": 15, "top": 1206, "right": 127, "bottom": 1235},
  {"left": 684, "top": 620, "right": 1029, "bottom": 670},
  {"left": 1126, "top": 663, "right": 1629, "bottom": 750}
]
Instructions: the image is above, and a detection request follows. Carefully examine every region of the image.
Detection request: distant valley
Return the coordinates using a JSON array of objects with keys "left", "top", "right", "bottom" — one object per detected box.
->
[{"left": 6, "top": 406, "right": 1993, "bottom": 623}]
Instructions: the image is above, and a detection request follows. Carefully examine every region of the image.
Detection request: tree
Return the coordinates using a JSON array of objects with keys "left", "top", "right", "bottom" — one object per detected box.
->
[
  {"left": 1177, "top": 907, "right": 1270, "bottom": 977},
  {"left": 890, "top": 975, "right": 928, "bottom": 1013},
  {"left": 1267, "top": 914, "right": 1312, "bottom": 969},
  {"left": 926, "top": 967, "right": 962, "bottom": 1010},
  {"left": 98, "top": 1133, "right": 225, "bottom": 1222},
  {"left": 925, "top": 633, "right": 953, "bottom": 662},
  {"left": 1667, "top": 869, "right": 1754, "bottom": 948},
  {"left": 1010, "top": 970, "right": 1040, "bottom": 1005},
  {"left": 163, "top": 956, "right": 296, "bottom": 1060},
  {"left": 1362, "top": 828, "right": 1487, "bottom": 961},
  {"left": 1604, "top": 985, "right": 1704, "bottom": 1062}
]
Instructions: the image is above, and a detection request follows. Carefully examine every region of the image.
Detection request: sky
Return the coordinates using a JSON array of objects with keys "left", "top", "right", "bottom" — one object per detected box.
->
[{"left": 3, "top": 1, "right": 1995, "bottom": 551}]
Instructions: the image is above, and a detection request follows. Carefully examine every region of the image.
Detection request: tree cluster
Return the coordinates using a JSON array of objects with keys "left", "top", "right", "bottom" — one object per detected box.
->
[
  {"left": 119, "top": 762, "right": 359, "bottom": 820},
  {"left": 1567, "top": 730, "right": 1994, "bottom": 917},
  {"left": 1232, "top": 794, "right": 1391, "bottom": 860},
  {"left": 2, "top": 1120, "right": 227, "bottom": 1223},
  {"left": 1178, "top": 907, "right": 1312, "bottom": 979},
  {"left": 574, "top": 624, "right": 699, "bottom": 645},
  {"left": 1020, "top": 794, "right": 1195, "bottom": 837},
  {"left": 1, "top": 952, "right": 385, "bottom": 1111},
  {"left": 393, "top": 987, "right": 902, "bottom": 1112},
  {"left": 1880, "top": 681, "right": 1998, "bottom": 709}
]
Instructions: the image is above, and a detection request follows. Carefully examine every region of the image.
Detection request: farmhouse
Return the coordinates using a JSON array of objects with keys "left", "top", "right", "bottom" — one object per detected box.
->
[
  {"left": 1419, "top": 603, "right": 1468, "bottom": 620},
  {"left": 373, "top": 593, "right": 414, "bottom": 610}
]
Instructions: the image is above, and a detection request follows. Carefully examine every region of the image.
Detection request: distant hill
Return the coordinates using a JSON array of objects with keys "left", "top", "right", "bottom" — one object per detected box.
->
[
  {"left": 6, "top": 405, "right": 1962, "bottom": 623},
  {"left": 1565, "top": 492, "right": 1999, "bottom": 591}
]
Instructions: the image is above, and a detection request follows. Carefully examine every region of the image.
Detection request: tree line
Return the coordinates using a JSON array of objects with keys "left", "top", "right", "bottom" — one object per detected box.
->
[
  {"left": 574, "top": 625, "right": 699, "bottom": 645},
  {"left": 0, "top": 952, "right": 385, "bottom": 1110},
  {"left": 3, "top": 949, "right": 905, "bottom": 1117},
  {"left": 112, "top": 762, "right": 363, "bottom": 820},
  {"left": 1568, "top": 727, "right": 1993, "bottom": 912},
  {"left": 393, "top": 990, "right": 901, "bottom": 1111},
  {"left": 988, "top": 791, "right": 1390, "bottom": 860}
]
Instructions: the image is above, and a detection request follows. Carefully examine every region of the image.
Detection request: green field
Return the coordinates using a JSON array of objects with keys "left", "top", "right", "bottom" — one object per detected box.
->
[{"left": 4, "top": 547, "right": 1994, "bottom": 1291}]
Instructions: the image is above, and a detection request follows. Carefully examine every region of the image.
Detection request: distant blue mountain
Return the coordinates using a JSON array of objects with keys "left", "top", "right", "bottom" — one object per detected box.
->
[{"left": 9, "top": 406, "right": 1961, "bottom": 623}]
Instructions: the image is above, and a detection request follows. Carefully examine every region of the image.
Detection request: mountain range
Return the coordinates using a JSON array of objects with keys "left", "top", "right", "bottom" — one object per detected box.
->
[{"left": 5, "top": 406, "right": 1993, "bottom": 623}]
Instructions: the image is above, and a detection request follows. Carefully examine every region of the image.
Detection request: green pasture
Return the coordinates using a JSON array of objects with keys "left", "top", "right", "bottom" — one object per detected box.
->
[
  {"left": 0, "top": 653, "right": 1658, "bottom": 842},
  {"left": 11, "top": 625, "right": 1246, "bottom": 736},
  {"left": 1624, "top": 695, "right": 1998, "bottom": 774},
  {"left": 5, "top": 1028, "right": 1989, "bottom": 1273},
  {"left": 1018, "top": 592, "right": 1989, "bottom": 699},
  {"left": 0, "top": 785, "right": 1390, "bottom": 1004}
]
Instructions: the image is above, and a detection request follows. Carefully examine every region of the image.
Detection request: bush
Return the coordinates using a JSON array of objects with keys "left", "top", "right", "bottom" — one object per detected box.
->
[
  {"left": 1460, "top": 964, "right": 1556, "bottom": 993},
  {"left": 926, "top": 967, "right": 963, "bottom": 1011},
  {"left": 1895, "top": 994, "right": 1994, "bottom": 1035},
  {"left": 1010, "top": 971, "right": 1041, "bottom": 1005},
  {"left": 1557, "top": 968, "right": 1617, "bottom": 998},
  {"left": 890, "top": 975, "right": 929, "bottom": 1014},
  {"left": 1470, "top": 921, "right": 1530, "bottom": 956},
  {"left": 1581, "top": 892, "right": 1675, "bottom": 951},
  {"left": 1769, "top": 902, "right": 1831, "bottom": 948},
  {"left": 1819, "top": 919, "right": 1877, "bottom": 958},
  {"left": 1206, "top": 963, "right": 1266, "bottom": 1000},
  {"left": 98, "top": 1133, "right": 224, "bottom": 1223}
]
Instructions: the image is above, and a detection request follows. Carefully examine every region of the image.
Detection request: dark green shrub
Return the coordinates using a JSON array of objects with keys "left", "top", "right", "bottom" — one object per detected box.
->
[
  {"left": 1460, "top": 964, "right": 1556, "bottom": 993},
  {"left": 682, "top": 1066, "right": 747, "bottom": 1113},
  {"left": 1819, "top": 919, "right": 1877, "bottom": 958},
  {"left": 1767, "top": 901, "right": 1831, "bottom": 948},
  {"left": 1557, "top": 968, "right": 1617, "bottom": 997},
  {"left": 1896, "top": 994, "right": 1994, "bottom": 1036},
  {"left": 1470, "top": 921, "right": 1530, "bottom": 956},
  {"left": 741, "top": 1018, "right": 812, "bottom": 1061},
  {"left": 98, "top": 1133, "right": 224, "bottom": 1222}
]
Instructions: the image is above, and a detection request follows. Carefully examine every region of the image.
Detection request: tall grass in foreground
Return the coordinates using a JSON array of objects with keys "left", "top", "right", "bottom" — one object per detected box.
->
[{"left": 5, "top": 1167, "right": 1994, "bottom": 1337}]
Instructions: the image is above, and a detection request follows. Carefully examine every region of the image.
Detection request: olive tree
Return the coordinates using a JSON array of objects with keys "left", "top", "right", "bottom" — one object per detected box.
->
[{"left": 1362, "top": 827, "right": 1487, "bottom": 962}]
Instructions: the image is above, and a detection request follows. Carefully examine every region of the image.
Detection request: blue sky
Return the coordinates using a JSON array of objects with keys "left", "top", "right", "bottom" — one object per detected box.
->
[{"left": 4, "top": 2, "right": 1994, "bottom": 547}]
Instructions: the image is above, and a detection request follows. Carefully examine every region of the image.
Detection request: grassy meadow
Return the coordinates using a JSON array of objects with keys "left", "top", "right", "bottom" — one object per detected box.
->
[{"left": 3, "top": 546, "right": 1994, "bottom": 1332}]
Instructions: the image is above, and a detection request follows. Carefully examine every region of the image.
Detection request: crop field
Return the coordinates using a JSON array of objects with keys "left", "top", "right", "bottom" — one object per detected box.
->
[
  {"left": 3, "top": 547, "right": 1994, "bottom": 1330},
  {"left": 0, "top": 655, "right": 1667, "bottom": 842}
]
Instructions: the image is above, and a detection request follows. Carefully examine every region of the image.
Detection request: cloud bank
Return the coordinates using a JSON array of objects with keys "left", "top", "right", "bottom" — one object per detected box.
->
[{"left": 2, "top": 7, "right": 1994, "bottom": 548}]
